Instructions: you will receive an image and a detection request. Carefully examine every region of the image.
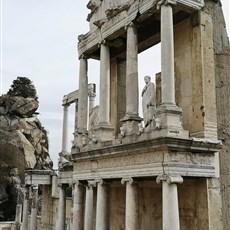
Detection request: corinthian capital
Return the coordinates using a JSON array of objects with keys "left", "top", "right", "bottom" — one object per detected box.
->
[{"left": 157, "top": 0, "right": 177, "bottom": 9}]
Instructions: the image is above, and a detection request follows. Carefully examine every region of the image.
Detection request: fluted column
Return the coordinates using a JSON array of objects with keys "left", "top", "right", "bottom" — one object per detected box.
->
[
  {"left": 21, "top": 186, "right": 29, "bottom": 230},
  {"left": 84, "top": 182, "right": 94, "bottom": 230},
  {"left": 95, "top": 179, "right": 109, "bottom": 230},
  {"left": 156, "top": 175, "right": 183, "bottom": 230},
  {"left": 78, "top": 55, "right": 88, "bottom": 134},
  {"left": 30, "top": 186, "right": 38, "bottom": 230},
  {"left": 56, "top": 184, "right": 66, "bottom": 230},
  {"left": 72, "top": 181, "right": 84, "bottom": 230},
  {"left": 121, "top": 177, "right": 139, "bottom": 230},
  {"left": 159, "top": 0, "right": 177, "bottom": 105},
  {"left": 98, "top": 41, "right": 110, "bottom": 125},
  {"left": 62, "top": 104, "right": 69, "bottom": 155}
]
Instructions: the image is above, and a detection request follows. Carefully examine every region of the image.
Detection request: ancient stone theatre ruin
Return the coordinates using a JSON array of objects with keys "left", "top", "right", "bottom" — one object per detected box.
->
[{"left": 20, "top": 0, "right": 230, "bottom": 229}]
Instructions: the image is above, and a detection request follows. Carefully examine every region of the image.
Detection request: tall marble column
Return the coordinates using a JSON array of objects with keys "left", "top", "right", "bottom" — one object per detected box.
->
[
  {"left": 121, "top": 22, "right": 142, "bottom": 135},
  {"left": 56, "top": 184, "right": 66, "bottom": 230},
  {"left": 61, "top": 104, "right": 69, "bottom": 155},
  {"left": 99, "top": 41, "right": 110, "bottom": 125},
  {"left": 95, "top": 179, "right": 109, "bottom": 230},
  {"left": 84, "top": 182, "right": 94, "bottom": 230},
  {"left": 159, "top": 0, "right": 177, "bottom": 105},
  {"left": 77, "top": 55, "right": 88, "bottom": 134},
  {"left": 72, "top": 181, "right": 84, "bottom": 230},
  {"left": 30, "top": 186, "right": 38, "bottom": 230},
  {"left": 21, "top": 186, "right": 29, "bottom": 230},
  {"left": 156, "top": 175, "right": 183, "bottom": 230},
  {"left": 121, "top": 177, "right": 139, "bottom": 230}
]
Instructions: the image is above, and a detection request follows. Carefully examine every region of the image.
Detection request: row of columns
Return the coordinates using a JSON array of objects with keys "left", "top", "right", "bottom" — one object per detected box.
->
[
  {"left": 56, "top": 175, "right": 183, "bottom": 230},
  {"left": 76, "top": 0, "right": 177, "bottom": 139}
]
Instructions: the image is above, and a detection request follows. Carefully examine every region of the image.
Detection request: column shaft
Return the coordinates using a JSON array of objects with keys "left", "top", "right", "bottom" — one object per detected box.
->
[
  {"left": 72, "top": 183, "right": 84, "bottom": 230},
  {"left": 84, "top": 185, "right": 94, "bottom": 230},
  {"left": 30, "top": 187, "right": 38, "bottom": 230},
  {"left": 162, "top": 181, "right": 180, "bottom": 230},
  {"left": 95, "top": 182, "right": 108, "bottom": 230},
  {"left": 62, "top": 105, "right": 69, "bottom": 154},
  {"left": 78, "top": 57, "right": 88, "bottom": 133},
  {"left": 56, "top": 185, "right": 66, "bottom": 230},
  {"left": 126, "top": 24, "right": 139, "bottom": 116},
  {"left": 99, "top": 43, "right": 110, "bottom": 125},
  {"left": 161, "top": 3, "right": 175, "bottom": 104},
  {"left": 21, "top": 193, "right": 29, "bottom": 230}
]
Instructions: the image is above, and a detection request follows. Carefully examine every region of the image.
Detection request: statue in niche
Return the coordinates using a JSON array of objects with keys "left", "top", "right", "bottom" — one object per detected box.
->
[{"left": 141, "top": 76, "right": 156, "bottom": 127}]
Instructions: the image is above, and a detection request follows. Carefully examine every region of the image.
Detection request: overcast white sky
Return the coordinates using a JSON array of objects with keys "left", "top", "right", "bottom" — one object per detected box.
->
[{"left": 0, "top": 0, "right": 229, "bottom": 168}]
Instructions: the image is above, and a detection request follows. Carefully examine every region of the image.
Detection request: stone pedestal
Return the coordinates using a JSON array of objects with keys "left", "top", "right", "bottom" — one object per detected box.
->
[
  {"left": 121, "top": 178, "right": 139, "bottom": 230},
  {"left": 56, "top": 185, "right": 66, "bottom": 230},
  {"left": 30, "top": 186, "right": 38, "bottom": 230},
  {"left": 72, "top": 182, "right": 84, "bottom": 230},
  {"left": 157, "top": 175, "right": 183, "bottom": 230},
  {"left": 95, "top": 179, "right": 109, "bottom": 230},
  {"left": 84, "top": 182, "right": 94, "bottom": 230}
]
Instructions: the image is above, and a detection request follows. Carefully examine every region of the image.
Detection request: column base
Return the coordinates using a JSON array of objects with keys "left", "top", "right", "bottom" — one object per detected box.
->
[
  {"left": 93, "top": 124, "right": 114, "bottom": 142},
  {"left": 120, "top": 114, "right": 143, "bottom": 136},
  {"left": 154, "top": 104, "right": 189, "bottom": 138}
]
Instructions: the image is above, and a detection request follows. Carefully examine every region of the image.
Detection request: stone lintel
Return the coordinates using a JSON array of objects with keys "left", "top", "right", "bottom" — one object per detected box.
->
[{"left": 25, "top": 170, "right": 54, "bottom": 186}]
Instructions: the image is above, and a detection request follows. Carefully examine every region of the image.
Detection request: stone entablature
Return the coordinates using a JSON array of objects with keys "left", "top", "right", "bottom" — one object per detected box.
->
[
  {"left": 72, "top": 137, "right": 221, "bottom": 180},
  {"left": 79, "top": 0, "right": 204, "bottom": 58},
  {"left": 25, "top": 170, "right": 54, "bottom": 186}
]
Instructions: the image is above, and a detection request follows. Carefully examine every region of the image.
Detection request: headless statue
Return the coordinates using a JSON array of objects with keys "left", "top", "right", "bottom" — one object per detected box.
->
[{"left": 142, "top": 76, "right": 156, "bottom": 127}]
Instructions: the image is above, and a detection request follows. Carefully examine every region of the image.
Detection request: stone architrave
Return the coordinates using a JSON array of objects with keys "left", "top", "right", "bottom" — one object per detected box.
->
[
  {"left": 156, "top": 175, "right": 183, "bottom": 230},
  {"left": 121, "top": 177, "right": 139, "bottom": 230},
  {"left": 141, "top": 76, "right": 156, "bottom": 127}
]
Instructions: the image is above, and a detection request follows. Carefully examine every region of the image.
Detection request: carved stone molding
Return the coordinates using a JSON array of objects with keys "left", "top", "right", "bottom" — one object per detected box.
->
[{"left": 156, "top": 175, "right": 183, "bottom": 184}]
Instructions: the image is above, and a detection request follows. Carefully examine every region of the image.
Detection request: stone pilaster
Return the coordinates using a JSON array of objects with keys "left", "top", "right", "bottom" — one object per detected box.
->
[
  {"left": 121, "top": 177, "right": 139, "bottom": 230},
  {"left": 30, "top": 185, "right": 38, "bottom": 230},
  {"left": 95, "top": 179, "right": 109, "bottom": 230},
  {"left": 72, "top": 181, "right": 84, "bottom": 230},
  {"left": 121, "top": 22, "right": 142, "bottom": 136},
  {"left": 21, "top": 186, "right": 29, "bottom": 230},
  {"left": 84, "top": 181, "right": 94, "bottom": 230},
  {"left": 61, "top": 104, "right": 69, "bottom": 155},
  {"left": 156, "top": 175, "right": 183, "bottom": 230},
  {"left": 56, "top": 184, "right": 66, "bottom": 230}
]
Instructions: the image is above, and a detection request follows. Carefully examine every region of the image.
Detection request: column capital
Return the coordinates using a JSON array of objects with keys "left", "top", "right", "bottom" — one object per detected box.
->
[
  {"left": 79, "top": 53, "right": 89, "bottom": 60},
  {"left": 87, "top": 180, "right": 96, "bottom": 189},
  {"left": 98, "top": 39, "right": 110, "bottom": 48},
  {"left": 156, "top": 175, "right": 183, "bottom": 184},
  {"left": 157, "top": 0, "right": 177, "bottom": 8},
  {"left": 124, "top": 21, "right": 137, "bottom": 31},
  {"left": 121, "top": 177, "right": 137, "bottom": 185}
]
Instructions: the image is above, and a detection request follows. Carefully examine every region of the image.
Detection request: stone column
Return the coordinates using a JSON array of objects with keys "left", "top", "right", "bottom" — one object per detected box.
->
[
  {"left": 72, "top": 181, "right": 84, "bottom": 230},
  {"left": 77, "top": 55, "right": 88, "bottom": 134},
  {"left": 121, "top": 22, "right": 142, "bottom": 135},
  {"left": 158, "top": 0, "right": 177, "bottom": 105},
  {"left": 15, "top": 204, "right": 22, "bottom": 230},
  {"left": 95, "top": 179, "right": 109, "bottom": 230},
  {"left": 121, "top": 177, "right": 139, "bottom": 230},
  {"left": 21, "top": 187, "right": 29, "bottom": 230},
  {"left": 30, "top": 185, "right": 38, "bottom": 230},
  {"left": 156, "top": 175, "right": 183, "bottom": 230},
  {"left": 62, "top": 104, "right": 69, "bottom": 155},
  {"left": 84, "top": 182, "right": 94, "bottom": 230},
  {"left": 99, "top": 41, "right": 110, "bottom": 125},
  {"left": 56, "top": 184, "right": 66, "bottom": 230}
]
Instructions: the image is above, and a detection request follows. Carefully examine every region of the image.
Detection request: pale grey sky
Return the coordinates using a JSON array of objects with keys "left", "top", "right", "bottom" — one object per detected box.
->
[{"left": 1, "top": 0, "right": 229, "bottom": 168}]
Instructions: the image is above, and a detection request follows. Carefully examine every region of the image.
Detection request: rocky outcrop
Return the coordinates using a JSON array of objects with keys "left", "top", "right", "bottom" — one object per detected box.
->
[{"left": 0, "top": 95, "right": 53, "bottom": 220}]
